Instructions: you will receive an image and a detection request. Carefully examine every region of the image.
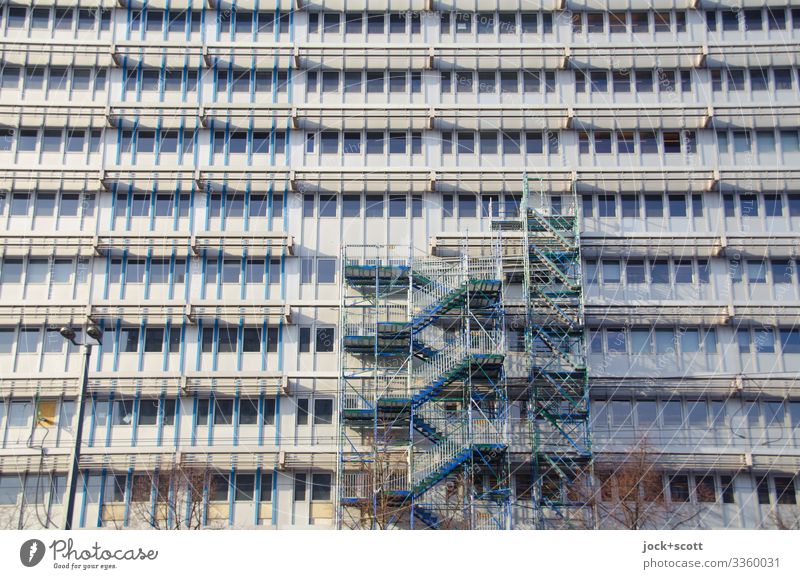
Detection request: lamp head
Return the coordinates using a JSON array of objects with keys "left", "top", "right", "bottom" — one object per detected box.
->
[{"left": 59, "top": 327, "right": 77, "bottom": 343}]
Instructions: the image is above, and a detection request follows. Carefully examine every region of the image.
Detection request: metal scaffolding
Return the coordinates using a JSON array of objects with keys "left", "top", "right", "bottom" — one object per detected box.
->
[
  {"left": 337, "top": 240, "right": 511, "bottom": 529},
  {"left": 492, "top": 175, "right": 593, "bottom": 529}
]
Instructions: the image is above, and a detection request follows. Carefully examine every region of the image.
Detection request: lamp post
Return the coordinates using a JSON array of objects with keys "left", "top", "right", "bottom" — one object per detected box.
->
[{"left": 60, "top": 325, "right": 103, "bottom": 530}]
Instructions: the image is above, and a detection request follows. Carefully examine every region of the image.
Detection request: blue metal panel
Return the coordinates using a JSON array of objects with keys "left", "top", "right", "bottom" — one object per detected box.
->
[
  {"left": 233, "top": 389, "right": 240, "bottom": 447},
  {"left": 163, "top": 319, "right": 171, "bottom": 372},
  {"left": 239, "top": 252, "right": 246, "bottom": 301},
  {"left": 88, "top": 394, "right": 97, "bottom": 448},
  {"left": 254, "top": 466, "right": 262, "bottom": 526},
  {"left": 271, "top": 466, "right": 278, "bottom": 525},
  {"left": 257, "top": 394, "right": 264, "bottom": 446},
  {"left": 261, "top": 318, "right": 268, "bottom": 371},
  {"left": 195, "top": 320, "right": 203, "bottom": 372},
  {"left": 123, "top": 468, "right": 133, "bottom": 527},
  {"left": 103, "top": 254, "right": 112, "bottom": 300},
  {"left": 144, "top": 244, "right": 155, "bottom": 296},
  {"left": 96, "top": 468, "right": 107, "bottom": 528},
  {"left": 178, "top": 320, "right": 187, "bottom": 374},
  {"left": 236, "top": 318, "right": 244, "bottom": 372},
  {"left": 274, "top": 393, "right": 280, "bottom": 446},
  {"left": 112, "top": 318, "right": 122, "bottom": 373},
  {"left": 156, "top": 391, "right": 165, "bottom": 447},
  {"left": 173, "top": 396, "right": 182, "bottom": 448},
  {"left": 137, "top": 317, "right": 146, "bottom": 372},
  {"left": 228, "top": 468, "right": 236, "bottom": 527},
  {"left": 104, "top": 392, "right": 114, "bottom": 448},
  {"left": 208, "top": 392, "right": 215, "bottom": 446},
  {"left": 131, "top": 391, "right": 141, "bottom": 447},
  {"left": 212, "top": 319, "right": 219, "bottom": 372},
  {"left": 190, "top": 396, "right": 198, "bottom": 447},
  {"left": 78, "top": 471, "right": 89, "bottom": 528}
]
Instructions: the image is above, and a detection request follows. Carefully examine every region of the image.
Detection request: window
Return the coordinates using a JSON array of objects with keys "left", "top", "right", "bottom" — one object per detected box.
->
[
  {"left": 617, "top": 132, "right": 635, "bottom": 154},
  {"left": 456, "top": 71, "right": 473, "bottom": 92},
  {"left": 635, "top": 70, "right": 654, "bottom": 93},
  {"left": 323, "top": 13, "right": 340, "bottom": 33},
  {"left": 606, "top": 328, "right": 626, "bottom": 353},
  {"left": 609, "top": 12, "right": 626, "bottom": 33},
  {"left": 637, "top": 401, "right": 657, "bottom": 426},
  {"left": 602, "top": 260, "right": 620, "bottom": 284},
  {"left": 235, "top": 474, "right": 255, "bottom": 502},
  {"left": 261, "top": 398, "right": 276, "bottom": 426},
  {"left": 598, "top": 195, "right": 616, "bottom": 217},
  {"left": 594, "top": 132, "right": 612, "bottom": 154},
  {"left": 389, "top": 195, "right": 406, "bottom": 217},
  {"left": 590, "top": 71, "right": 607, "bottom": 92},
  {"left": 366, "top": 72, "right": 384, "bottom": 93},
  {"left": 112, "top": 399, "right": 134, "bottom": 426},
  {"left": 642, "top": 195, "right": 663, "bottom": 218},
  {"left": 774, "top": 68, "right": 793, "bottom": 90},
  {"left": 655, "top": 329, "right": 675, "bottom": 354},
  {"left": 609, "top": 401, "right": 631, "bottom": 427},
  {"left": 385, "top": 132, "right": 405, "bottom": 154},
  {"left": 239, "top": 398, "right": 259, "bottom": 425},
  {"left": 781, "top": 329, "right": 800, "bottom": 353},
  {"left": 756, "top": 476, "right": 771, "bottom": 505},
  {"left": 654, "top": 12, "right": 670, "bottom": 33},
  {"left": 747, "top": 260, "right": 767, "bottom": 283},
  {"left": 316, "top": 327, "right": 335, "bottom": 352},
  {"left": 721, "top": 476, "right": 735, "bottom": 504},
  {"left": 661, "top": 400, "right": 682, "bottom": 426},
  {"left": 120, "top": 327, "right": 139, "bottom": 353},
  {"left": 294, "top": 474, "right": 307, "bottom": 501},
  {"left": 217, "top": 326, "right": 237, "bottom": 353},
  {"left": 214, "top": 398, "right": 234, "bottom": 425},
  {"left": 210, "top": 474, "right": 229, "bottom": 502},
  {"left": 311, "top": 473, "right": 332, "bottom": 501},
  {"left": 695, "top": 476, "right": 716, "bottom": 502},
  {"left": 8, "top": 401, "right": 32, "bottom": 427},
  {"left": 297, "top": 399, "right": 309, "bottom": 425},
  {"left": 500, "top": 71, "right": 517, "bottom": 93},
  {"left": 631, "top": 329, "right": 652, "bottom": 354},
  {"left": 768, "top": 8, "right": 786, "bottom": 30},
  {"left": 680, "top": 329, "right": 700, "bottom": 353},
  {"left": 138, "top": 399, "right": 159, "bottom": 426},
  {"left": 775, "top": 477, "right": 797, "bottom": 505},
  {"left": 321, "top": 72, "right": 339, "bottom": 93},
  {"left": 317, "top": 259, "right": 336, "bottom": 284},
  {"left": 144, "top": 328, "right": 164, "bottom": 353},
  {"left": 459, "top": 195, "right": 477, "bottom": 218},
  {"left": 753, "top": 328, "right": 775, "bottom": 354},
  {"left": 674, "top": 261, "right": 693, "bottom": 284},
  {"left": 314, "top": 399, "right": 333, "bottom": 424},
  {"left": 319, "top": 195, "right": 337, "bottom": 217},
  {"left": 222, "top": 260, "right": 241, "bottom": 284},
  {"left": 626, "top": 261, "right": 645, "bottom": 284},
  {"left": 1, "top": 259, "right": 23, "bottom": 283},
  {"left": 704, "top": 328, "right": 717, "bottom": 354},
  {"left": 457, "top": 132, "right": 474, "bottom": 154},
  {"left": 345, "top": 13, "right": 362, "bottom": 34},
  {"left": 242, "top": 328, "right": 262, "bottom": 353},
  {"left": 388, "top": 71, "right": 406, "bottom": 93},
  {"left": 733, "top": 131, "right": 752, "bottom": 153}
]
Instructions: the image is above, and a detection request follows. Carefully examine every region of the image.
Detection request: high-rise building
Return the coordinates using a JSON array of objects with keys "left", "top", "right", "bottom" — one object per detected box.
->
[{"left": 0, "top": 3, "right": 799, "bottom": 530}]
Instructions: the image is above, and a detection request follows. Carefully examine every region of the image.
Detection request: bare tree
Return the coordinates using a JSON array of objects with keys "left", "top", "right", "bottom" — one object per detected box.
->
[
  {"left": 769, "top": 507, "right": 800, "bottom": 530},
  {"left": 129, "top": 466, "right": 217, "bottom": 530},
  {"left": 589, "top": 440, "right": 709, "bottom": 530}
]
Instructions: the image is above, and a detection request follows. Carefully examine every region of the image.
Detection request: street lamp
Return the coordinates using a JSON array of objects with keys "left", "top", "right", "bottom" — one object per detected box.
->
[{"left": 59, "top": 324, "right": 102, "bottom": 530}]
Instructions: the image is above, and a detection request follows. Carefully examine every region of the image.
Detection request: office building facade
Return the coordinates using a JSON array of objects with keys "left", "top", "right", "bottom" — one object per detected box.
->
[{"left": 0, "top": 1, "right": 799, "bottom": 529}]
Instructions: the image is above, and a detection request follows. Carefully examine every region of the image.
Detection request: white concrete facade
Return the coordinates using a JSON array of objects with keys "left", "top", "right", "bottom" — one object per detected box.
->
[{"left": 0, "top": 1, "right": 799, "bottom": 529}]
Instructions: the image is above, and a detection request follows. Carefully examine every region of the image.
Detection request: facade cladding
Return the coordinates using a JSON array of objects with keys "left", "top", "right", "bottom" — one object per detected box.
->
[{"left": 0, "top": 1, "right": 799, "bottom": 530}]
